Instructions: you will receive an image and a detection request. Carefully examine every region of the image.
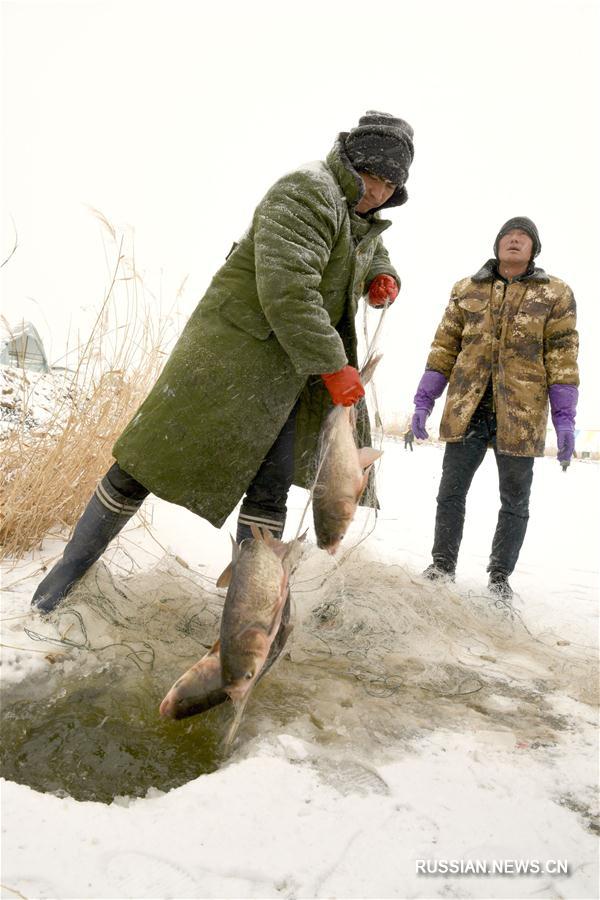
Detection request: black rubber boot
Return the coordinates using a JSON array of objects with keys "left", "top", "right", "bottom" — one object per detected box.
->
[{"left": 31, "top": 474, "right": 146, "bottom": 614}]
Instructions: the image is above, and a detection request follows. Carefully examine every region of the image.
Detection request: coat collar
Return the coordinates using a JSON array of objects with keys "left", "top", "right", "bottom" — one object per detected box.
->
[
  {"left": 472, "top": 258, "right": 550, "bottom": 284},
  {"left": 326, "top": 135, "right": 409, "bottom": 212}
]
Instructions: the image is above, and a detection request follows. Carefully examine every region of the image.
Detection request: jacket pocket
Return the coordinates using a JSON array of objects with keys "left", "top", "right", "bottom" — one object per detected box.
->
[
  {"left": 219, "top": 293, "right": 272, "bottom": 341},
  {"left": 458, "top": 297, "right": 489, "bottom": 313}
]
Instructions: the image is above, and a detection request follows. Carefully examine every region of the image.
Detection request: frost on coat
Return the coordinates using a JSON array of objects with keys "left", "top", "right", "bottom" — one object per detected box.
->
[
  {"left": 112, "top": 138, "right": 401, "bottom": 525},
  {"left": 426, "top": 261, "right": 579, "bottom": 457}
]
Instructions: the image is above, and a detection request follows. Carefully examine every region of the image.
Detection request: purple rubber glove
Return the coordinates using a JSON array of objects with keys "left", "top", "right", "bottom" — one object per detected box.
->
[
  {"left": 549, "top": 383, "right": 578, "bottom": 464},
  {"left": 412, "top": 370, "right": 448, "bottom": 439},
  {"left": 411, "top": 409, "right": 429, "bottom": 439}
]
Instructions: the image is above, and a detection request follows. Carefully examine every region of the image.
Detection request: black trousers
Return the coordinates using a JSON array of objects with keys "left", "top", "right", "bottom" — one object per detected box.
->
[
  {"left": 106, "top": 402, "right": 300, "bottom": 539},
  {"left": 237, "top": 401, "right": 299, "bottom": 538},
  {"left": 432, "top": 389, "right": 534, "bottom": 576}
]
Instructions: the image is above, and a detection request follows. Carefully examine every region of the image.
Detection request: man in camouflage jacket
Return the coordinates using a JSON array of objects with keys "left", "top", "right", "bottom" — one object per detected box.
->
[
  {"left": 411, "top": 217, "right": 579, "bottom": 600},
  {"left": 33, "top": 111, "right": 414, "bottom": 617}
]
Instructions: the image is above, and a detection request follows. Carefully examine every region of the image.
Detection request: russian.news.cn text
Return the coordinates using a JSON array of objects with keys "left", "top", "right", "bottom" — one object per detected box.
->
[{"left": 415, "top": 859, "right": 570, "bottom": 876}]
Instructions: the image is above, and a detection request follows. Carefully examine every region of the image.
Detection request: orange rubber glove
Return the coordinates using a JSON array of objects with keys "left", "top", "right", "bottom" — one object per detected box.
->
[
  {"left": 321, "top": 365, "right": 365, "bottom": 406},
  {"left": 367, "top": 274, "right": 399, "bottom": 308}
]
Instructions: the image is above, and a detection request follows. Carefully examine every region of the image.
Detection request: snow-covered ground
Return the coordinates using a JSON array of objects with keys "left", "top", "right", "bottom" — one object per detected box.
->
[
  {"left": 0, "top": 365, "right": 77, "bottom": 436},
  {"left": 1, "top": 441, "right": 598, "bottom": 899}
]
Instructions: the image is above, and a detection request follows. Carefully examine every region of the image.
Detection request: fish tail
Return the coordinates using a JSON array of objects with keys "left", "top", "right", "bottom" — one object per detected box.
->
[
  {"left": 224, "top": 695, "right": 250, "bottom": 750},
  {"left": 359, "top": 352, "right": 382, "bottom": 386}
]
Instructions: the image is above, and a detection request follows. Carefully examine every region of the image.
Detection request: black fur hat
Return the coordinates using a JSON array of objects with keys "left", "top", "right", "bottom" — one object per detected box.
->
[{"left": 345, "top": 111, "right": 414, "bottom": 187}]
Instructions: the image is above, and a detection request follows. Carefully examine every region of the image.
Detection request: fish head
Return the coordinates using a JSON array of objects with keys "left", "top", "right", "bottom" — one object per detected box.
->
[
  {"left": 222, "top": 628, "right": 270, "bottom": 701},
  {"left": 159, "top": 650, "right": 225, "bottom": 719},
  {"left": 315, "top": 497, "right": 356, "bottom": 554}
]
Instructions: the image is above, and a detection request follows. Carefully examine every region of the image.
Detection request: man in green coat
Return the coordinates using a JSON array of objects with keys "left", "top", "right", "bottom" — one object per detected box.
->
[{"left": 33, "top": 111, "right": 414, "bottom": 614}]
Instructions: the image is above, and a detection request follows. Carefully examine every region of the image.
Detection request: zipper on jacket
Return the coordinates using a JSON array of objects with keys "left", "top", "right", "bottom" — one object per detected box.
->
[{"left": 490, "top": 280, "right": 507, "bottom": 413}]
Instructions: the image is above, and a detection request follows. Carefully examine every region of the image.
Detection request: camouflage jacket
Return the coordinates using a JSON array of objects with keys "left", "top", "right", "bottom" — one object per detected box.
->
[{"left": 426, "top": 260, "right": 579, "bottom": 457}]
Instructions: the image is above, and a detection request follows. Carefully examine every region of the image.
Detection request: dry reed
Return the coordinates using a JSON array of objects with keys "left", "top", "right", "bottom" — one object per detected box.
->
[{"left": 0, "top": 217, "right": 182, "bottom": 560}]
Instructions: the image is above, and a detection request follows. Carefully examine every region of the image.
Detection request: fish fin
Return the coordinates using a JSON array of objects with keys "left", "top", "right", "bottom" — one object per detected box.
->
[
  {"left": 358, "top": 470, "right": 370, "bottom": 498},
  {"left": 265, "top": 528, "right": 305, "bottom": 564},
  {"left": 216, "top": 563, "right": 233, "bottom": 589},
  {"left": 357, "top": 447, "right": 383, "bottom": 469},
  {"left": 223, "top": 693, "right": 251, "bottom": 749},
  {"left": 250, "top": 523, "right": 277, "bottom": 544},
  {"left": 257, "top": 530, "right": 295, "bottom": 569},
  {"left": 359, "top": 352, "right": 382, "bottom": 386},
  {"left": 217, "top": 536, "right": 241, "bottom": 587},
  {"left": 267, "top": 585, "right": 288, "bottom": 639},
  {"left": 280, "top": 622, "right": 294, "bottom": 643},
  {"left": 207, "top": 638, "right": 220, "bottom": 657},
  {"left": 281, "top": 532, "right": 307, "bottom": 573}
]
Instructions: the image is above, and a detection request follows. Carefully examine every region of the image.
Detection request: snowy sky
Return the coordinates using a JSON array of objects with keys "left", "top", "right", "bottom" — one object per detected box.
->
[{"left": 2, "top": 0, "right": 599, "bottom": 425}]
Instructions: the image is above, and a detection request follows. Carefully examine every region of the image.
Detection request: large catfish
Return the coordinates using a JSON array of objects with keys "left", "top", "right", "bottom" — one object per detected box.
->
[
  {"left": 218, "top": 524, "right": 303, "bottom": 743},
  {"left": 313, "top": 354, "right": 383, "bottom": 554}
]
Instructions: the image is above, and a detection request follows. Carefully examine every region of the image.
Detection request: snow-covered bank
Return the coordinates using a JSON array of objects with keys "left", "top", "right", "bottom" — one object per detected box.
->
[
  {"left": 2, "top": 718, "right": 597, "bottom": 900},
  {"left": 1, "top": 441, "right": 598, "bottom": 899},
  {"left": 0, "top": 364, "right": 77, "bottom": 436}
]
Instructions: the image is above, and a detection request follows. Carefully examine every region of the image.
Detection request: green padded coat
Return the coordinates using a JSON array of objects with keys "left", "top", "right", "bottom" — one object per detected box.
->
[{"left": 113, "top": 137, "right": 402, "bottom": 526}]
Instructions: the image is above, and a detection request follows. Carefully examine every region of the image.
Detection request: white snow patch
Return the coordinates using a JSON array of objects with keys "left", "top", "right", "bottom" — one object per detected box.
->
[{"left": 1, "top": 441, "right": 598, "bottom": 899}]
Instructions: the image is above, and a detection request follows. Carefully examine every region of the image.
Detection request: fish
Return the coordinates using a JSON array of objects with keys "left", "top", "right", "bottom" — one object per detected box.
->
[
  {"left": 158, "top": 590, "right": 294, "bottom": 721},
  {"left": 159, "top": 639, "right": 227, "bottom": 720},
  {"left": 218, "top": 524, "right": 303, "bottom": 743},
  {"left": 313, "top": 354, "right": 383, "bottom": 554}
]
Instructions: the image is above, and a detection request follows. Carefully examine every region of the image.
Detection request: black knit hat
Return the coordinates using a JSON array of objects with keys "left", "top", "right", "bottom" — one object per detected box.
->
[
  {"left": 494, "top": 216, "right": 541, "bottom": 259},
  {"left": 345, "top": 111, "right": 414, "bottom": 187}
]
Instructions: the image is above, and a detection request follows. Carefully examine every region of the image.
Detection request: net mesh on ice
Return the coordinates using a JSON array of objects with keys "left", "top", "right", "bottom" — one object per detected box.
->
[{"left": 22, "top": 546, "right": 598, "bottom": 726}]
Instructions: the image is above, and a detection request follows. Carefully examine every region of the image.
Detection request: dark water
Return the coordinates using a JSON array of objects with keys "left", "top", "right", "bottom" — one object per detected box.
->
[
  {"left": 0, "top": 649, "right": 577, "bottom": 807},
  {"left": 0, "top": 667, "right": 226, "bottom": 803}
]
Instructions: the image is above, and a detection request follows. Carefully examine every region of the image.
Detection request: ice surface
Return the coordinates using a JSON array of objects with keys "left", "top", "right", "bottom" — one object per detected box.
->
[{"left": 1, "top": 440, "right": 598, "bottom": 899}]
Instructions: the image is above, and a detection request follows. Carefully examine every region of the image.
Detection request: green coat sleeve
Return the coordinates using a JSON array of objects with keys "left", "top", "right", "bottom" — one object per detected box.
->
[
  {"left": 364, "top": 236, "right": 400, "bottom": 293},
  {"left": 544, "top": 285, "right": 580, "bottom": 386},
  {"left": 425, "top": 290, "right": 465, "bottom": 377},
  {"left": 253, "top": 172, "right": 348, "bottom": 376}
]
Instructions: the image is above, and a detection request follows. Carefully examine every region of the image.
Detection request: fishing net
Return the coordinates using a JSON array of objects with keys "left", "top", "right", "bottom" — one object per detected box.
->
[
  {"left": 292, "top": 548, "right": 597, "bottom": 703},
  {"left": 6, "top": 305, "right": 597, "bottom": 756},
  {"left": 22, "top": 554, "right": 225, "bottom": 683},
  {"left": 17, "top": 541, "right": 597, "bottom": 757}
]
